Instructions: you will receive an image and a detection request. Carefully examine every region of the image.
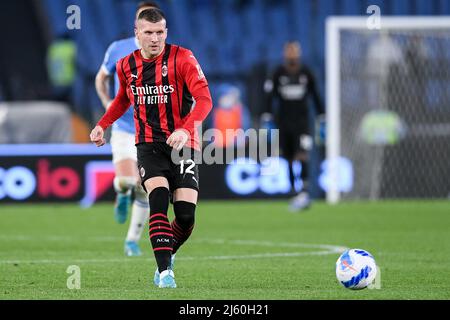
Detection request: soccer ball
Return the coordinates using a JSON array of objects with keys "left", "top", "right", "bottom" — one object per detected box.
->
[{"left": 336, "top": 249, "right": 377, "bottom": 290}]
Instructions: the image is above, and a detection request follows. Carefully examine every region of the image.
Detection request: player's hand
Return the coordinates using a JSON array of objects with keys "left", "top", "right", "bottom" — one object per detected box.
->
[
  {"left": 90, "top": 125, "right": 106, "bottom": 147},
  {"left": 166, "top": 129, "right": 189, "bottom": 151}
]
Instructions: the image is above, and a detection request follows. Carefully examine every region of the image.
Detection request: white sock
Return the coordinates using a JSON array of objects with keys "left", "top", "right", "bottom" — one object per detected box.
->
[{"left": 126, "top": 201, "right": 149, "bottom": 242}]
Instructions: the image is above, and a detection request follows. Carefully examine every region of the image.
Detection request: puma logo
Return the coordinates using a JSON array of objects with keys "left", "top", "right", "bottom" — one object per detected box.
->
[{"left": 131, "top": 73, "right": 138, "bottom": 79}]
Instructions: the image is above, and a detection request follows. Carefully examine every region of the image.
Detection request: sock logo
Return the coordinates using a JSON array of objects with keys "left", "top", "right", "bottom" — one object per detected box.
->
[
  {"left": 156, "top": 238, "right": 170, "bottom": 243},
  {"left": 140, "top": 167, "right": 145, "bottom": 178}
]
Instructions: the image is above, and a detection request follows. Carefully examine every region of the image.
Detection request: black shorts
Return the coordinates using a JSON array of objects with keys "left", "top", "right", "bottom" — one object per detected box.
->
[
  {"left": 279, "top": 121, "right": 312, "bottom": 159},
  {"left": 136, "top": 142, "right": 200, "bottom": 193}
]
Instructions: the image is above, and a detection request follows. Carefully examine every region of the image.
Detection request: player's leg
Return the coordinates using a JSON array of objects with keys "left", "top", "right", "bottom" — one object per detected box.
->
[
  {"left": 297, "top": 149, "right": 310, "bottom": 193},
  {"left": 172, "top": 188, "right": 198, "bottom": 255},
  {"left": 286, "top": 139, "right": 297, "bottom": 194},
  {"left": 111, "top": 130, "right": 150, "bottom": 256},
  {"left": 152, "top": 188, "right": 197, "bottom": 285},
  {"left": 148, "top": 146, "right": 199, "bottom": 288},
  {"left": 144, "top": 176, "right": 172, "bottom": 268},
  {"left": 169, "top": 147, "right": 200, "bottom": 261},
  {"left": 297, "top": 133, "right": 313, "bottom": 193},
  {"left": 143, "top": 176, "right": 176, "bottom": 288},
  {"left": 279, "top": 127, "right": 296, "bottom": 194},
  {"left": 111, "top": 130, "right": 136, "bottom": 223},
  {"left": 124, "top": 176, "right": 149, "bottom": 256},
  {"left": 137, "top": 142, "right": 176, "bottom": 288},
  {"left": 290, "top": 131, "right": 314, "bottom": 211}
]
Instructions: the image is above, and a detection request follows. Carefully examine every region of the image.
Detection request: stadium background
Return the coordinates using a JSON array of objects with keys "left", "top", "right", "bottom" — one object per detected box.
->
[
  {"left": 2, "top": 0, "right": 450, "bottom": 204},
  {"left": 1, "top": 0, "right": 450, "bottom": 302}
]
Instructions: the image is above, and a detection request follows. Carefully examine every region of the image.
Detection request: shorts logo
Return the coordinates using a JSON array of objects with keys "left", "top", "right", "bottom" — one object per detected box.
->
[
  {"left": 140, "top": 167, "right": 146, "bottom": 178},
  {"left": 162, "top": 65, "right": 168, "bottom": 77}
]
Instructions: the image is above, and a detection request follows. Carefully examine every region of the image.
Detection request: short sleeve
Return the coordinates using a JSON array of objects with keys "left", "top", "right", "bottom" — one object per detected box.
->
[
  {"left": 115, "top": 58, "right": 127, "bottom": 87},
  {"left": 101, "top": 41, "right": 118, "bottom": 75}
]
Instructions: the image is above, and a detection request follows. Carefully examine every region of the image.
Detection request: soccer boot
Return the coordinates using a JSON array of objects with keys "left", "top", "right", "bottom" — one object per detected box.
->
[
  {"left": 158, "top": 269, "right": 177, "bottom": 288},
  {"left": 124, "top": 240, "right": 142, "bottom": 257},
  {"left": 289, "top": 191, "right": 311, "bottom": 212},
  {"left": 153, "top": 254, "right": 176, "bottom": 286},
  {"left": 114, "top": 192, "right": 131, "bottom": 224}
]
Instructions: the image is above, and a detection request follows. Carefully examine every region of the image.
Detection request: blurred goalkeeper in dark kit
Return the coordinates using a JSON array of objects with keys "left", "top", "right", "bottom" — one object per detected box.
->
[{"left": 262, "top": 41, "right": 325, "bottom": 211}]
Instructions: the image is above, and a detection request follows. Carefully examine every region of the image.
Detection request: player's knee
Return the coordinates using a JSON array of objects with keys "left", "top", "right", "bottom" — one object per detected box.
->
[
  {"left": 113, "top": 176, "right": 137, "bottom": 193},
  {"left": 173, "top": 201, "right": 196, "bottom": 229},
  {"left": 134, "top": 184, "right": 149, "bottom": 207},
  {"left": 143, "top": 177, "right": 170, "bottom": 195},
  {"left": 173, "top": 188, "right": 198, "bottom": 203}
]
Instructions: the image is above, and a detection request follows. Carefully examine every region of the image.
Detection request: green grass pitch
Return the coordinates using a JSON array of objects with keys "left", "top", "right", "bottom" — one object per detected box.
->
[{"left": 1, "top": 200, "right": 449, "bottom": 300}]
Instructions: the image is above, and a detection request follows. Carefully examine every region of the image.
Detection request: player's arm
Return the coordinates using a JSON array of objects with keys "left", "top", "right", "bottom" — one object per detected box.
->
[
  {"left": 306, "top": 68, "right": 326, "bottom": 146},
  {"left": 95, "top": 66, "right": 112, "bottom": 109},
  {"left": 90, "top": 61, "right": 130, "bottom": 147},
  {"left": 179, "top": 51, "right": 212, "bottom": 133},
  {"left": 263, "top": 70, "right": 276, "bottom": 114},
  {"left": 260, "top": 69, "right": 278, "bottom": 126},
  {"left": 307, "top": 68, "right": 325, "bottom": 115},
  {"left": 167, "top": 51, "right": 212, "bottom": 150},
  {"left": 95, "top": 42, "right": 117, "bottom": 109}
]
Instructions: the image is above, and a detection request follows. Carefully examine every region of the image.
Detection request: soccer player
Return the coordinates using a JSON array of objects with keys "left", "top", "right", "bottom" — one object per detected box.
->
[
  {"left": 90, "top": 8, "right": 212, "bottom": 288},
  {"left": 263, "top": 41, "right": 324, "bottom": 211},
  {"left": 95, "top": 2, "right": 160, "bottom": 257}
]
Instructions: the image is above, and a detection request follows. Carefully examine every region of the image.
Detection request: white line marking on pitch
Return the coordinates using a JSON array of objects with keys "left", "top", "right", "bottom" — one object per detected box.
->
[{"left": 0, "top": 237, "right": 348, "bottom": 265}]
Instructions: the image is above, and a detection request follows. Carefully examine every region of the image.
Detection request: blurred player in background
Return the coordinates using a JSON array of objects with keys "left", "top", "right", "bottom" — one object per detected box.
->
[
  {"left": 95, "top": 2, "right": 160, "bottom": 257},
  {"left": 90, "top": 8, "right": 212, "bottom": 288},
  {"left": 263, "top": 41, "right": 324, "bottom": 211}
]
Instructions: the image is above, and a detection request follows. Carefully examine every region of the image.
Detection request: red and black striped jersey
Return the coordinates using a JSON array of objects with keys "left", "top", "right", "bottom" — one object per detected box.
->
[{"left": 97, "top": 44, "right": 212, "bottom": 150}]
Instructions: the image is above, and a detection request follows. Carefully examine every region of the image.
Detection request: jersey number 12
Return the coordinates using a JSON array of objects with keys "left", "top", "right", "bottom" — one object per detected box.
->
[{"left": 180, "top": 159, "right": 195, "bottom": 175}]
